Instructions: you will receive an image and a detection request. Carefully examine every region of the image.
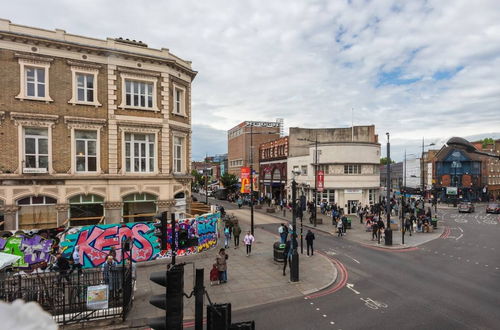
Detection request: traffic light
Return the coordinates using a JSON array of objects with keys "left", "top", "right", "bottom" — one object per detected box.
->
[
  {"left": 148, "top": 263, "right": 185, "bottom": 330},
  {"left": 207, "top": 303, "right": 231, "bottom": 330},
  {"left": 153, "top": 211, "right": 168, "bottom": 250},
  {"left": 148, "top": 270, "right": 167, "bottom": 330}
]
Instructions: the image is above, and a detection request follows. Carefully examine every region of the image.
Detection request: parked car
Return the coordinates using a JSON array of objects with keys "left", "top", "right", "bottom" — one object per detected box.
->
[
  {"left": 458, "top": 201, "right": 475, "bottom": 213},
  {"left": 486, "top": 203, "right": 500, "bottom": 214}
]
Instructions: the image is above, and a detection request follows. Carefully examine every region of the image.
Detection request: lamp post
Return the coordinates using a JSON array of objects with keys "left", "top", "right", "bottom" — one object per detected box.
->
[
  {"left": 250, "top": 125, "right": 255, "bottom": 236},
  {"left": 290, "top": 169, "right": 300, "bottom": 282},
  {"left": 421, "top": 138, "right": 436, "bottom": 200},
  {"left": 385, "top": 133, "right": 392, "bottom": 246},
  {"left": 298, "top": 134, "right": 318, "bottom": 227}
]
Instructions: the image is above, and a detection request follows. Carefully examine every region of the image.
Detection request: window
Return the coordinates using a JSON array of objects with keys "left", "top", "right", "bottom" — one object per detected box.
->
[
  {"left": 301, "top": 165, "right": 307, "bottom": 175},
  {"left": 318, "top": 165, "right": 330, "bottom": 174},
  {"left": 77, "top": 73, "right": 94, "bottom": 102},
  {"left": 16, "top": 59, "right": 53, "bottom": 102},
  {"left": 173, "top": 85, "right": 186, "bottom": 115},
  {"left": 344, "top": 164, "right": 361, "bottom": 174},
  {"left": 26, "top": 67, "right": 45, "bottom": 98},
  {"left": 126, "top": 80, "right": 153, "bottom": 108},
  {"left": 369, "top": 189, "right": 376, "bottom": 205},
  {"left": 125, "top": 133, "right": 155, "bottom": 173},
  {"left": 174, "top": 136, "right": 184, "bottom": 173},
  {"left": 75, "top": 130, "right": 97, "bottom": 172},
  {"left": 17, "top": 196, "right": 57, "bottom": 230},
  {"left": 24, "top": 128, "right": 49, "bottom": 170}
]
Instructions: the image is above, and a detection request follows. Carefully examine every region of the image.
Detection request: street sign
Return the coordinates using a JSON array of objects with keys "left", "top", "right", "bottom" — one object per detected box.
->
[
  {"left": 317, "top": 170, "right": 324, "bottom": 192},
  {"left": 446, "top": 187, "right": 458, "bottom": 195}
]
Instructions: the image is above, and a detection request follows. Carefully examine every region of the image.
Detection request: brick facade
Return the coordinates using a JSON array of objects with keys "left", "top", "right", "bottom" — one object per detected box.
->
[{"left": 0, "top": 19, "right": 196, "bottom": 230}]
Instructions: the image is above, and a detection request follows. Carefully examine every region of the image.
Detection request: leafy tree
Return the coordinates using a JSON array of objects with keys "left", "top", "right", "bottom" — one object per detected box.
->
[
  {"left": 220, "top": 173, "right": 238, "bottom": 192},
  {"left": 380, "top": 157, "right": 395, "bottom": 165},
  {"left": 191, "top": 169, "right": 205, "bottom": 188},
  {"left": 481, "top": 138, "right": 494, "bottom": 148}
]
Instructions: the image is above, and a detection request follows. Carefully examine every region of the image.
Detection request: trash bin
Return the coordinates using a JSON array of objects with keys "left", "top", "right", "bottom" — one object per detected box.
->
[
  {"left": 273, "top": 242, "right": 285, "bottom": 262},
  {"left": 431, "top": 218, "right": 438, "bottom": 229}
]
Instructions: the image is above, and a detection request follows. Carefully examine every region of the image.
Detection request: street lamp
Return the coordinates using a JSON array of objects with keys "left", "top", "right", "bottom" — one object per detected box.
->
[
  {"left": 297, "top": 134, "right": 319, "bottom": 227},
  {"left": 290, "top": 168, "right": 301, "bottom": 282},
  {"left": 421, "top": 138, "right": 435, "bottom": 199},
  {"left": 385, "top": 132, "right": 392, "bottom": 246}
]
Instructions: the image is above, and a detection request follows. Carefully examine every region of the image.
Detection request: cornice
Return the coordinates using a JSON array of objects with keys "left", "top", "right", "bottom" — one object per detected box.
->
[
  {"left": 64, "top": 116, "right": 107, "bottom": 126},
  {"left": 117, "top": 66, "right": 161, "bottom": 77},
  {"left": 67, "top": 59, "right": 101, "bottom": 69},
  {"left": 10, "top": 112, "right": 59, "bottom": 127},
  {"left": 14, "top": 52, "right": 54, "bottom": 62}
]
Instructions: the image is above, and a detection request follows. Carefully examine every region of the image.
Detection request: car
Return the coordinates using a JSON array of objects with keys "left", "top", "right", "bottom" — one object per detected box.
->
[
  {"left": 486, "top": 203, "right": 500, "bottom": 214},
  {"left": 458, "top": 201, "right": 475, "bottom": 213}
]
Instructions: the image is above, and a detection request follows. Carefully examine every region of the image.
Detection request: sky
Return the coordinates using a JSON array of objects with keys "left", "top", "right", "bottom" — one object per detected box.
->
[{"left": 3, "top": 0, "right": 500, "bottom": 162}]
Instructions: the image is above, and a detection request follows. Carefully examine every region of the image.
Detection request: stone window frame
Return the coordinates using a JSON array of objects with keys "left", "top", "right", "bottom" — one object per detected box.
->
[
  {"left": 118, "top": 73, "right": 159, "bottom": 112},
  {"left": 68, "top": 66, "right": 102, "bottom": 107},
  {"left": 172, "top": 133, "right": 186, "bottom": 174},
  {"left": 15, "top": 58, "right": 54, "bottom": 103},
  {"left": 119, "top": 125, "right": 160, "bottom": 175},
  {"left": 12, "top": 112, "right": 58, "bottom": 174},
  {"left": 65, "top": 117, "right": 106, "bottom": 175},
  {"left": 172, "top": 83, "right": 187, "bottom": 117}
]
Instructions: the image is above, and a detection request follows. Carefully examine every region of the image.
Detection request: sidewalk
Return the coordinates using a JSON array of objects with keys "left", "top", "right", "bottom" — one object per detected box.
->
[
  {"left": 126, "top": 220, "right": 337, "bottom": 327},
  {"left": 247, "top": 204, "right": 443, "bottom": 249}
]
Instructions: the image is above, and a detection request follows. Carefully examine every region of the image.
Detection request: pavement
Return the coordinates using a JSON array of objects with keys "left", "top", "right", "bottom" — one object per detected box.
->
[
  {"left": 243, "top": 203, "right": 444, "bottom": 250},
  {"left": 125, "top": 209, "right": 336, "bottom": 328}
]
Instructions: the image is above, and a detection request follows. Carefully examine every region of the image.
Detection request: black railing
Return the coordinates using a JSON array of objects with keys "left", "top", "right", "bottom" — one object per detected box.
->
[{"left": 0, "top": 263, "right": 133, "bottom": 326}]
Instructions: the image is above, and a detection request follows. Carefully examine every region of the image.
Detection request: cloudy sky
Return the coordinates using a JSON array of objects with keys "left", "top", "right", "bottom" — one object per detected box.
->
[{"left": 4, "top": 0, "right": 500, "bottom": 161}]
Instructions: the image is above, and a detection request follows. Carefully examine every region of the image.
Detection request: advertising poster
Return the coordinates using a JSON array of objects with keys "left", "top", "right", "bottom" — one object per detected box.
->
[
  {"left": 87, "top": 285, "right": 109, "bottom": 310},
  {"left": 241, "top": 167, "right": 251, "bottom": 193},
  {"left": 317, "top": 170, "right": 324, "bottom": 192}
]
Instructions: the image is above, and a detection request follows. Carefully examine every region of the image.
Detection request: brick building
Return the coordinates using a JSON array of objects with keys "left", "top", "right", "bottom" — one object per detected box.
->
[
  {"left": 472, "top": 140, "right": 500, "bottom": 200},
  {"left": 227, "top": 121, "right": 281, "bottom": 177},
  {"left": 0, "top": 19, "right": 196, "bottom": 230},
  {"left": 259, "top": 136, "right": 288, "bottom": 200}
]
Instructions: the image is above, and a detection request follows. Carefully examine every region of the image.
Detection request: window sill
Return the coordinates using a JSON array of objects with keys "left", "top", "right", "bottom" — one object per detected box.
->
[
  {"left": 119, "top": 105, "right": 159, "bottom": 112},
  {"left": 172, "top": 112, "right": 188, "bottom": 118},
  {"left": 69, "top": 100, "right": 102, "bottom": 107},
  {"left": 123, "top": 171, "right": 158, "bottom": 175},
  {"left": 16, "top": 95, "right": 54, "bottom": 103}
]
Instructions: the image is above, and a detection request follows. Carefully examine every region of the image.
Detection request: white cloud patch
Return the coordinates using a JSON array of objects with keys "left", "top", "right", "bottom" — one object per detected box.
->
[{"left": 3, "top": 0, "right": 500, "bottom": 160}]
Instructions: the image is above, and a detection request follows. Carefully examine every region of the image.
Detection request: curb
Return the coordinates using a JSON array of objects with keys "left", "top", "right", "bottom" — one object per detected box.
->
[{"left": 301, "top": 250, "right": 339, "bottom": 295}]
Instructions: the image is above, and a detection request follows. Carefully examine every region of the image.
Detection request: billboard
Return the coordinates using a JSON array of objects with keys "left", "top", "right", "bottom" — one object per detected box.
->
[{"left": 240, "top": 167, "right": 251, "bottom": 193}]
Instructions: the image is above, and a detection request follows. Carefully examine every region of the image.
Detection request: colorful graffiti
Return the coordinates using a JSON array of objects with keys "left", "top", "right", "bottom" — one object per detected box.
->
[
  {"left": 0, "top": 212, "right": 220, "bottom": 269},
  {"left": 196, "top": 213, "right": 219, "bottom": 252},
  {"left": 0, "top": 234, "right": 54, "bottom": 269}
]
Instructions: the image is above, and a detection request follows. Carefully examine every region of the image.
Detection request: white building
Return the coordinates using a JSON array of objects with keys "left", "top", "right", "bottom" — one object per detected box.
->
[{"left": 287, "top": 126, "right": 380, "bottom": 214}]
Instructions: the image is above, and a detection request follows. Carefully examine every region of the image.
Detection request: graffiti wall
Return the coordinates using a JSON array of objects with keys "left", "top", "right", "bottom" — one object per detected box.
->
[{"left": 0, "top": 212, "right": 220, "bottom": 270}]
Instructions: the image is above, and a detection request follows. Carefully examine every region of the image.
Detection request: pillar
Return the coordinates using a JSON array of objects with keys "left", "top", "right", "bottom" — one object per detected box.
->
[
  {"left": 104, "top": 202, "right": 123, "bottom": 224},
  {"left": 55, "top": 204, "right": 70, "bottom": 227},
  {"left": 2, "top": 205, "right": 19, "bottom": 231}
]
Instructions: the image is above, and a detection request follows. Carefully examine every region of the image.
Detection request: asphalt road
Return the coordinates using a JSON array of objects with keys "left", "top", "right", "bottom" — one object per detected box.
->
[{"left": 203, "top": 197, "right": 500, "bottom": 330}]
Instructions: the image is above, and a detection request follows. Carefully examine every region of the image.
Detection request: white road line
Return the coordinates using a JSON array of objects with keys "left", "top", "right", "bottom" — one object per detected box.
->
[
  {"left": 475, "top": 262, "right": 479, "bottom": 265},
  {"left": 467, "top": 260, "right": 470, "bottom": 262},
  {"left": 344, "top": 253, "right": 360, "bottom": 264},
  {"left": 458, "top": 227, "right": 463, "bottom": 233},
  {"left": 323, "top": 314, "right": 327, "bottom": 318},
  {"left": 456, "top": 233, "right": 463, "bottom": 240},
  {"left": 316, "top": 308, "right": 320, "bottom": 311},
  {"left": 330, "top": 321, "right": 335, "bottom": 325}
]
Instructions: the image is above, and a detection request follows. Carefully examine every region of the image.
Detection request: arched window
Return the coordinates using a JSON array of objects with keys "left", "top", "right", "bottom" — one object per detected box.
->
[
  {"left": 69, "top": 194, "right": 104, "bottom": 226},
  {"left": 122, "top": 193, "right": 157, "bottom": 223},
  {"left": 17, "top": 196, "right": 57, "bottom": 230}
]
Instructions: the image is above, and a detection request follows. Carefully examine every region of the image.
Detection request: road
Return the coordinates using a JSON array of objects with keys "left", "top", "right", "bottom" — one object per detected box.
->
[{"left": 203, "top": 196, "right": 500, "bottom": 329}]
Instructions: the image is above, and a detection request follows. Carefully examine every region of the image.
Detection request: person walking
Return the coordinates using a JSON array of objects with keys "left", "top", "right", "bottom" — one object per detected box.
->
[
  {"left": 70, "top": 245, "right": 83, "bottom": 276},
  {"left": 305, "top": 230, "right": 315, "bottom": 256},
  {"left": 282, "top": 234, "right": 297, "bottom": 276},
  {"left": 244, "top": 231, "right": 255, "bottom": 256},
  {"left": 224, "top": 224, "right": 231, "bottom": 249},
  {"left": 279, "top": 224, "right": 287, "bottom": 244},
  {"left": 337, "top": 219, "right": 344, "bottom": 237},
  {"left": 377, "top": 217, "right": 385, "bottom": 241},
  {"left": 55, "top": 253, "right": 71, "bottom": 284},
  {"left": 371, "top": 216, "right": 379, "bottom": 240},
  {"left": 341, "top": 215, "right": 348, "bottom": 233},
  {"left": 216, "top": 248, "right": 228, "bottom": 283},
  {"left": 233, "top": 222, "right": 241, "bottom": 248},
  {"left": 404, "top": 216, "right": 413, "bottom": 236}
]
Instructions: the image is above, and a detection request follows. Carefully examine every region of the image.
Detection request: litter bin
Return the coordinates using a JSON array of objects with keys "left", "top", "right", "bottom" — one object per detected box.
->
[
  {"left": 273, "top": 242, "right": 285, "bottom": 262},
  {"left": 431, "top": 218, "right": 438, "bottom": 229}
]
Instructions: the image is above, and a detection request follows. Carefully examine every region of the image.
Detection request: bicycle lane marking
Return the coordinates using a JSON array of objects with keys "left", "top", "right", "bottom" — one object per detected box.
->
[{"left": 306, "top": 252, "right": 348, "bottom": 299}]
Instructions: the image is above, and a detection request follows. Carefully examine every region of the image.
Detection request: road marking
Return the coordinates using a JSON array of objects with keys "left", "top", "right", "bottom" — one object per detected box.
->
[
  {"left": 344, "top": 253, "right": 360, "bottom": 264},
  {"left": 346, "top": 283, "right": 360, "bottom": 295},
  {"left": 467, "top": 259, "right": 470, "bottom": 262},
  {"left": 475, "top": 262, "right": 479, "bottom": 265},
  {"left": 485, "top": 265, "right": 489, "bottom": 267},
  {"left": 323, "top": 314, "right": 327, "bottom": 317},
  {"left": 330, "top": 321, "right": 335, "bottom": 324},
  {"left": 316, "top": 308, "right": 320, "bottom": 311},
  {"left": 456, "top": 234, "right": 463, "bottom": 240},
  {"left": 458, "top": 227, "right": 463, "bottom": 232}
]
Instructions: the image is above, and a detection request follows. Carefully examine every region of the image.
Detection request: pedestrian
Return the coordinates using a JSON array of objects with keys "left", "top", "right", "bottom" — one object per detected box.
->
[
  {"left": 404, "top": 216, "right": 413, "bottom": 236},
  {"left": 224, "top": 224, "right": 231, "bottom": 249},
  {"left": 102, "top": 255, "right": 117, "bottom": 295},
  {"left": 282, "top": 234, "right": 297, "bottom": 276},
  {"left": 305, "top": 230, "right": 315, "bottom": 256},
  {"left": 70, "top": 245, "right": 83, "bottom": 276},
  {"left": 341, "top": 215, "right": 348, "bottom": 233},
  {"left": 377, "top": 217, "right": 385, "bottom": 241},
  {"left": 371, "top": 217, "right": 379, "bottom": 240},
  {"left": 244, "top": 231, "right": 255, "bottom": 256},
  {"left": 108, "top": 246, "right": 117, "bottom": 262},
  {"left": 337, "top": 219, "right": 343, "bottom": 237},
  {"left": 279, "top": 224, "right": 287, "bottom": 244},
  {"left": 216, "top": 248, "right": 228, "bottom": 283},
  {"left": 233, "top": 222, "right": 241, "bottom": 248},
  {"left": 55, "top": 253, "right": 71, "bottom": 284},
  {"left": 237, "top": 198, "right": 243, "bottom": 209}
]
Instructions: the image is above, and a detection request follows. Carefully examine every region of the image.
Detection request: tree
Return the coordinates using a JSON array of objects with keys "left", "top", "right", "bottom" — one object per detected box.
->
[
  {"left": 481, "top": 138, "right": 494, "bottom": 149},
  {"left": 191, "top": 170, "right": 204, "bottom": 188},
  {"left": 380, "top": 157, "right": 395, "bottom": 165},
  {"left": 220, "top": 173, "right": 238, "bottom": 192}
]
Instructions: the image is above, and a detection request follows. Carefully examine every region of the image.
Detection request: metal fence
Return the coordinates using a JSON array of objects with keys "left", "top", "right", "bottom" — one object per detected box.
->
[{"left": 0, "top": 262, "right": 133, "bottom": 326}]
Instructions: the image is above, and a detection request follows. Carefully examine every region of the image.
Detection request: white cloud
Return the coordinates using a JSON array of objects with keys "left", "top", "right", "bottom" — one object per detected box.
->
[{"left": 3, "top": 0, "right": 500, "bottom": 161}]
